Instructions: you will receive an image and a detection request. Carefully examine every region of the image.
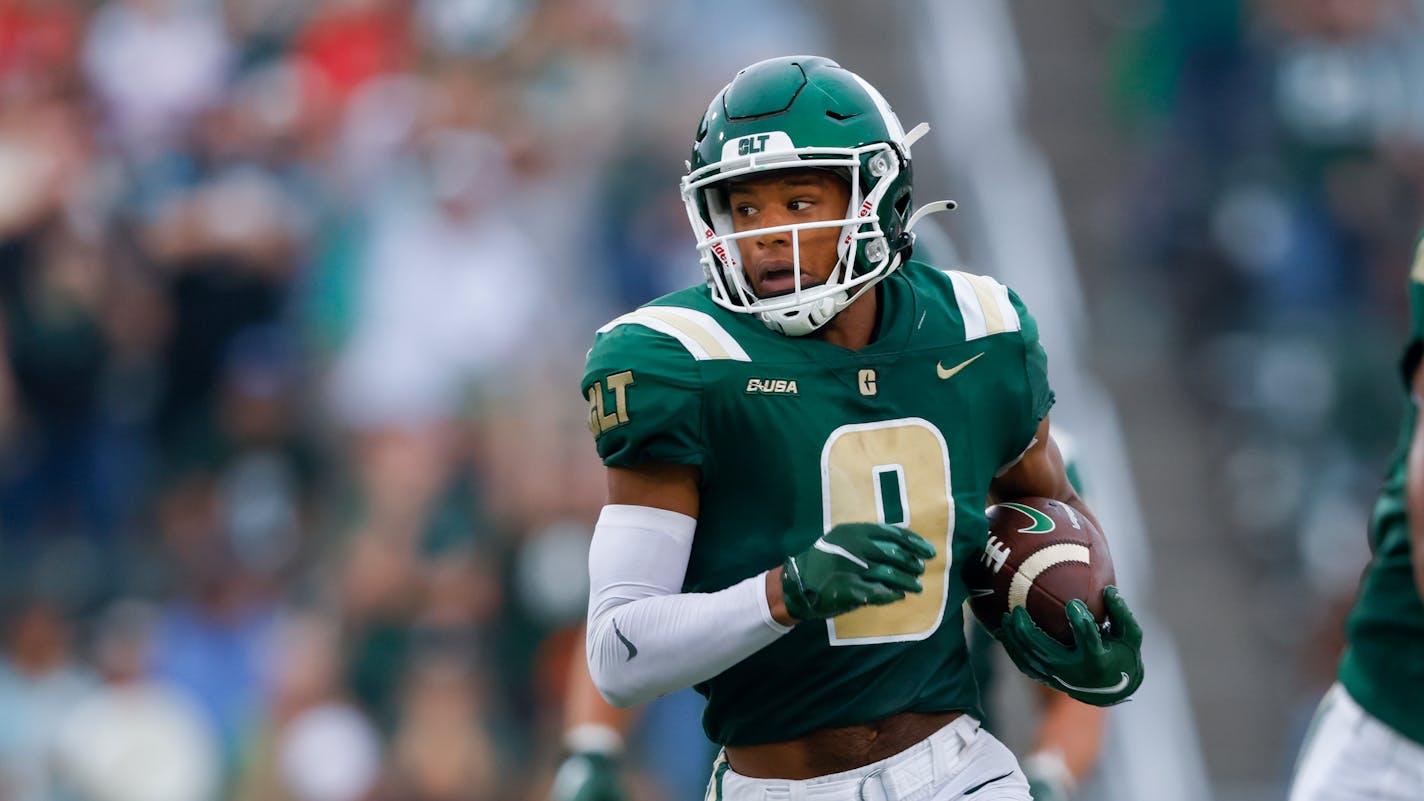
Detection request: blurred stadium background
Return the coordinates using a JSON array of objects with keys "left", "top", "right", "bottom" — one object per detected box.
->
[{"left": 0, "top": 0, "right": 1420, "bottom": 800}]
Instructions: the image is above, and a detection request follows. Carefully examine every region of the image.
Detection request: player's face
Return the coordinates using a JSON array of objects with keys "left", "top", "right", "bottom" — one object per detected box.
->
[{"left": 727, "top": 171, "right": 851, "bottom": 299}]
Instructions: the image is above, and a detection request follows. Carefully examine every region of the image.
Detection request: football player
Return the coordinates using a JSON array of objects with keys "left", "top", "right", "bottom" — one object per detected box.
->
[
  {"left": 580, "top": 56, "right": 1144, "bottom": 801},
  {"left": 1287, "top": 242, "right": 1424, "bottom": 799}
]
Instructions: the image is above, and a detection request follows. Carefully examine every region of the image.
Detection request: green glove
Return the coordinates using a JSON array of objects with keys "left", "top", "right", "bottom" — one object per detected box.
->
[
  {"left": 550, "top": 751, "right": 626, "bottom": 801},
  {"left": 781, "top": 522, "right": 935, "bottom": 622},
  {"left": 997, "top": 585, "right": 1144, "bottom": 706}
]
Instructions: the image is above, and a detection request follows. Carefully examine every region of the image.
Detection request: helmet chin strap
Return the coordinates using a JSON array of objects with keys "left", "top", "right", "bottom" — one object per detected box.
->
[
  {"left": 758, "top": 291, "right": 845, "bottom": 337},
  {"left": 757, "top": 262, "right": 849, "bottom": 337}
]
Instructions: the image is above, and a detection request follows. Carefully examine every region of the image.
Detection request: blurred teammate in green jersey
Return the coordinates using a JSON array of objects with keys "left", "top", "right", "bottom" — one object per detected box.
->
[{"left": 1288, "top": 241, "right": 1424, "bottom": 800}]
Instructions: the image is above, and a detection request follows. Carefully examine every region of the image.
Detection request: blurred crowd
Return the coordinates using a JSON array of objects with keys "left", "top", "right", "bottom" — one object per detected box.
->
[{"left": 0, "top": 0, "right": 834, "bottom": 799}]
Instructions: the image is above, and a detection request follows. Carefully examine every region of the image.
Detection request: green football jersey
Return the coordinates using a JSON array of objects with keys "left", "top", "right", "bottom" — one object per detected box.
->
[
  {"left": 581, "top": 260, "right": 1053, "bottom": 746},
  {"left": 1337, "top": 242, "right": 1424, "bottom": 746}
]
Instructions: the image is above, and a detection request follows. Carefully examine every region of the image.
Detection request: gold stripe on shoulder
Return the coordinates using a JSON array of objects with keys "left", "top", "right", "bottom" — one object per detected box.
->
[
  {"left": 963, "top": 273, "right": 1008, "bottom": 335},
  {"left": 634, "top": 307, "right": 735, "bottom": 360},
  {"left": 597, "top": 305, "right": 751, "bottom": 361},
  {"left": 1412, "top": 238, "right": 1424, "bottom": 284}
]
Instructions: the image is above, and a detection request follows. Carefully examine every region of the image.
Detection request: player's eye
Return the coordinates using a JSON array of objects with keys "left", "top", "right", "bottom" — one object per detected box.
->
[
  {"left": 788, "top": 199, "right": 814, "bottom": 212},
  {"left": 733, "top": 203, "right": 758, "bottom": 217}
]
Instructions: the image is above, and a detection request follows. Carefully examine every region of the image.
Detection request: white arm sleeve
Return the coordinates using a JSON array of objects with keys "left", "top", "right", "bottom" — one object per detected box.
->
[{"left": 586, "top": 504, "right": 794, "bottom": 707}]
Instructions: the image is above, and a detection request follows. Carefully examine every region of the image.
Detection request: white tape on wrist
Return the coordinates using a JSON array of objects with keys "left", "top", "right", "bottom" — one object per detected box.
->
[
  {"left": 564, "top": 723, "right": 624, "bottom": 756},
  {"left": 1023, "top": 749, "right": 1076, "bottom": 794}
]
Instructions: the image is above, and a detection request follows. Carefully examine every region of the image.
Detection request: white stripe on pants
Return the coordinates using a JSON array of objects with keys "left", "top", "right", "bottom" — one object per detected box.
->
[
  {"left": 1289, "top": 683, "right": 1424, "bottom": 801},
  {"left": 714, "top": 715, "right": 1030, "bottom": 801}
]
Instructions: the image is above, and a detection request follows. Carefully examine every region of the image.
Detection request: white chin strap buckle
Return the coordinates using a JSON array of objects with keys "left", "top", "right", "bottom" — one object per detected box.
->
[{"left": 760, "top": 292, "right": 843, "bottom": 337}]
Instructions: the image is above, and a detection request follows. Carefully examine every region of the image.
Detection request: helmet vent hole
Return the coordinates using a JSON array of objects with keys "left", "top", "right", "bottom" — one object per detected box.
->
[{"left": 825, "top": 109, "right": 860, "bottom": 121}]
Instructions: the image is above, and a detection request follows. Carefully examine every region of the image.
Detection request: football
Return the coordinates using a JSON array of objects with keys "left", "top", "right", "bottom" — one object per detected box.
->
[{"left": 962, "top": 496, "right": 1115, "bottom": 645}]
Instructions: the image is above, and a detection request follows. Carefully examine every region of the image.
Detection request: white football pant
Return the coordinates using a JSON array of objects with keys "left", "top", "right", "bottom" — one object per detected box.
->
[
  {"left": 1289, "top": 682, "right": 1424, "bottom": 801},
  {"left": 707, "top": 715, "right": 1030, "bottom": 801}
]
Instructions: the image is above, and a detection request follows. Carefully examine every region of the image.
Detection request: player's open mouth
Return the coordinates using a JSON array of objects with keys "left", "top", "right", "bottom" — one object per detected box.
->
[{"left": 757, "top": 266, "right": 821, "bottom": 298}]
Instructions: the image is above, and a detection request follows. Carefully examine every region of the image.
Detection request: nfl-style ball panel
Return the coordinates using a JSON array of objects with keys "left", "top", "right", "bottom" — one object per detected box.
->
[{"left": 962, "top": 497, "right": 1115, "bottom": 645}]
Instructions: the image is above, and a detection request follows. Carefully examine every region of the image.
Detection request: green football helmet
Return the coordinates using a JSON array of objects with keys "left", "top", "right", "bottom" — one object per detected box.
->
[{"left": 681, "top": 56, "right": 946, "bottom": 336}]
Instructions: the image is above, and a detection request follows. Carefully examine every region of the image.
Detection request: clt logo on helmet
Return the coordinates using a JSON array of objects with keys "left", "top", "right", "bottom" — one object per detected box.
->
[
  {"left": 738, "top": 135, "right": 772, "bottom": 156},
  {"left": 721, "top": 131, "right": 797, "bottom": 162}
]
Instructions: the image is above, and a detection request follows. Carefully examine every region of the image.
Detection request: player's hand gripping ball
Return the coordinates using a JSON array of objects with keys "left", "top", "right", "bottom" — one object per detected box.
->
[{"left": 963, "top": 497, "right": 1144, "bottom": 705}]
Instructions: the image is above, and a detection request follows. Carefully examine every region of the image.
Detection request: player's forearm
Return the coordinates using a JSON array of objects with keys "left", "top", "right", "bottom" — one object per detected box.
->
[
  {"left": 585, "top": 504, "right": 792, "bottom": 707},
  {"left": 1059, "top": 489, "right": 1108, "bottom": 547},
  {"left": 587, "top": 572, "right": 791, "bottom": 706},
  {"left": 765, "top": 566, "right": 797, "bottom": 625},
  {"left": 1031, "top": 685, "right": 1106, "bottom": 782},
  {"left": 991, "top": 420, "right": 1091, "bottom": 513}
]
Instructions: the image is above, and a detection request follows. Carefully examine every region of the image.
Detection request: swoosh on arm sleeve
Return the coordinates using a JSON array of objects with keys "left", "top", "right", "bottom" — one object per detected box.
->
[{"left": 586, "top": 504, "right": 793, "bottom": 707}]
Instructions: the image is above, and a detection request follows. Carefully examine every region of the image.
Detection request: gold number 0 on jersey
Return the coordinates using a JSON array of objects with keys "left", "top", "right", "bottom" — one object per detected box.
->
[{"left": 821, "top": 418, "right": 953, "bottom": 645}]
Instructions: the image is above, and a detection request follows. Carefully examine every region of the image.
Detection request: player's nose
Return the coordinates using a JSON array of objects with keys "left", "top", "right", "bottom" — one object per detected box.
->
[{"left": 751, "top": 209, "right": 792, "bottom": 249}]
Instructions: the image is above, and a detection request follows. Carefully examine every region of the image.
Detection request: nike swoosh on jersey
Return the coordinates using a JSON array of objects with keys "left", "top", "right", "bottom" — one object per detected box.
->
[
  {"left": 936, "top": 352, "right": 985, "bottom": 380},
  {"left": 613, "top": 619, "right": 637, "bottom": 661},
  {"left": 968, "top": 588, "right": 996, "bottom": 598},
  {"left": 1053, "top": 671, "right": 1130, "bottom": 694}
]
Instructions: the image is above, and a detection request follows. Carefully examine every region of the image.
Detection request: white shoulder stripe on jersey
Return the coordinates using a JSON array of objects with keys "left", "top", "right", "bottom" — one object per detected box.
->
[
  {"left": 602, "top": 314, "right": 715, "bottom": 360},
  {"left": 947, "top": 271, "right": 986, "bottom": 340},
  {"left": 986, "top": 277, "right": 1022, "bottom": 333},
  {"left": 597, "top": 306, "right": 751, "bottom": 362},
  {"left": 945, "top": 270, "right": 1022, "bottom": 341}
]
